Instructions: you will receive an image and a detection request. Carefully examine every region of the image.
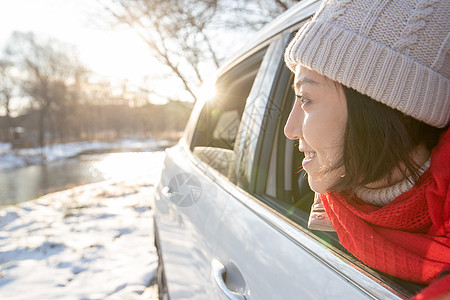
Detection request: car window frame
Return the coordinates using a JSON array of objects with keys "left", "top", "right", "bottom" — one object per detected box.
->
[
  {"left": 185, "top": 34, "right": 285, "bottom": 186},
  {"left": 248, "top": 29, "right": 426, "bottom": 299},
  {"left": 189, "top": 48, "right": 267, "bottom": 153}
]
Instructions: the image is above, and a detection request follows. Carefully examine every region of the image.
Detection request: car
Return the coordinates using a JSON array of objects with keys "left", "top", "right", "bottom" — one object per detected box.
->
[{"left": 153, "top": 0, "right": 427, "bottom": 299}]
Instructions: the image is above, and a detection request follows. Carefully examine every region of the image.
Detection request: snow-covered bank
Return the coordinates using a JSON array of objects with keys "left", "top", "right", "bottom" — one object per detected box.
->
[
  {"left": 0, "top": 139, "right": 174, "bottom": 170},
  {"left": 0, "top": 167, "right": 164, "bottom": 299}
]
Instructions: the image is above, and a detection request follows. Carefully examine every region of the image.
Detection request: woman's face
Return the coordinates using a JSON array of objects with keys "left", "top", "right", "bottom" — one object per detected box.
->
[{"left": 284, "top": 66, "right": 348, "bottom": 193}]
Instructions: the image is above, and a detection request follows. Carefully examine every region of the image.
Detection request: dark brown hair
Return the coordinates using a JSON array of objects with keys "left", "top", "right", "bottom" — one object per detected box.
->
[{"left": 330, "top": 86, "right": 446, "bottom": 192}]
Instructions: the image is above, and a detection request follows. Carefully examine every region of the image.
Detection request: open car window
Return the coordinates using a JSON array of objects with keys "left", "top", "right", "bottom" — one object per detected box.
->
[
  {"left": 252, "top": 61, "right": 426, "bottom": 298},
  {"left": 189, "top": 48, "right": 267, "bottom": 180}
]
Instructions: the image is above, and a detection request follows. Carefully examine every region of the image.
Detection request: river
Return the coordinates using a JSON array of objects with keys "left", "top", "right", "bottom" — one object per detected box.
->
[{"left": 0, "top": 151, "right": 164, "bottom": 206}]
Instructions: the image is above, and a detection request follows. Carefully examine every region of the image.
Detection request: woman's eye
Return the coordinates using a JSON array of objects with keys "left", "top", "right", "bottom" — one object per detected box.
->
[{"left": 296, "top": 95, "right": 310, "bottom": 106}]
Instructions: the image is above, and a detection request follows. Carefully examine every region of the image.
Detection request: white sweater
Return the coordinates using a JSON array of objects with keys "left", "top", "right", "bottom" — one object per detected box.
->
[{"left": 355, "top": 158, "right": 431, "bottom": 207}]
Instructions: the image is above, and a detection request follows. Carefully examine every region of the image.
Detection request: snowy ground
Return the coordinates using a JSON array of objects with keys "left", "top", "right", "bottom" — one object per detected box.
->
[
  {"left": 0, "top": 151, "right": 165, "bottom": 299},
  {"left": 0, "top": 139, "right": 173, "bottom": 170}
]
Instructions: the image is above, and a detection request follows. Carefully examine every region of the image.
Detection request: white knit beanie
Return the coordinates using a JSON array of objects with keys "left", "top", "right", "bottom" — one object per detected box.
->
[{"left": 285, "top": 0, "right": 450, "bottom": 128}]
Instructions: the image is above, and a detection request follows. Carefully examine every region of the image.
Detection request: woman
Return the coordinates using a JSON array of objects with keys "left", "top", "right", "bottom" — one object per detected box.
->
[{"left": 283, "top": 0, "right": 449, "bottom": 298}]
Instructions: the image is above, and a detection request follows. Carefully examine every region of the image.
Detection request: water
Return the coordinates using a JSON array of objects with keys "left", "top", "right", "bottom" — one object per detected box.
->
[{"left": 0, "top": 152, "right": 163, "bottom": 206}]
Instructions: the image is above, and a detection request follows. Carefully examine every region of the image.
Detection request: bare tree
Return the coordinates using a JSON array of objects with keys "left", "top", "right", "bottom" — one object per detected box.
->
[
  {"left": 5, "top": 32, "right": 88, "bottom": 150},
  {"left": 96, "top": 0, "right": 300, "bottom": 104},
  {"left": 97, "top": 0, "right": 221, "bottom": 103},
  {"left": 0, "top": 59, "right": 15, "bottom": 141},
  {"left": 216, "top": 0, "right": 301, "bottom": 30}
]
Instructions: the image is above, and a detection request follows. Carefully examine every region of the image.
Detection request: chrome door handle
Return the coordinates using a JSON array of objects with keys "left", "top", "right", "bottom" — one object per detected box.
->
[{"left": 212, "top": 259, "right": 246, "bottom": 300}]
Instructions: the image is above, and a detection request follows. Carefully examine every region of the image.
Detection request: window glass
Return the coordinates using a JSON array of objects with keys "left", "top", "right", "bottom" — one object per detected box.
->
[
  {"left": 260, "top": 77, "right": 317, "bottom": 225},
  {"left": 190, "top": 48, "right": 267, "bottom": 178}
]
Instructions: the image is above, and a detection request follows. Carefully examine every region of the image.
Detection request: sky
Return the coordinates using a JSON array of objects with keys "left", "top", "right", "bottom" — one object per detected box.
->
[{"left": 0, "top": 0, "right": 159, "bottom": 86}]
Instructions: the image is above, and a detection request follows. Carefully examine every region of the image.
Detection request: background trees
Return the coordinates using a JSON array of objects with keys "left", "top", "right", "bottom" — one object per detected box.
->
[
  {"left": 3, "top": 32, "right": 89, "bottom": 148},
  {"left": 0, "top": 31, "right": 192, "bottom": 148},
  {"left": 0, "top": 59, "right": 15, "bottom": 142},
  {"left": 99, "top": 0, "right": 220, "bottom": 103},
  {"left": 0, "top": 0, "right": 300, "bottom": 148},
  {"left": 97, "top": 0, "right": 300, "bottom": 103}
]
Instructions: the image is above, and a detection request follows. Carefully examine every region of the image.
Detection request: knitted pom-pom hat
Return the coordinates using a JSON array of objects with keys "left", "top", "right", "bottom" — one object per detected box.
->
[{"left": 285, "top": 0, "right": 450, "bottom": 128}]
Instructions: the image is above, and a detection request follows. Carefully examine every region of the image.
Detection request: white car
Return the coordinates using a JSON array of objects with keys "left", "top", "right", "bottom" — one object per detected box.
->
[{"left": 153, "top": 1, "right": 426, "bottom": 299}]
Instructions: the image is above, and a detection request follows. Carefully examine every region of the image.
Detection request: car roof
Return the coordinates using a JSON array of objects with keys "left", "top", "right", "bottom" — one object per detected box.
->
[{"left": 218, "top": 0, "right": 321, "bottom": 75}]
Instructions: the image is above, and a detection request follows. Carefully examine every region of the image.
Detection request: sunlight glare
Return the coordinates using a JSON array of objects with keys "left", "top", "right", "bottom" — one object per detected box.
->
[
  {"left": 91, "top": 152, "right": 158, "bottom": 181},
  {"left": 198, "top": 78, "right": 217, "bottom": 102},
  {"left": 82, "top": 29, "right": 158, "bottom": 83}
]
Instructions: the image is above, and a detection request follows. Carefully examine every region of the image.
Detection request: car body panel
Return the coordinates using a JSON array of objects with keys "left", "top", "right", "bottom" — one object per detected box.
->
[
  {"left": 155, "top": 142, "right": 230, "bottom": 299},
  {"left": 213, "top": 194, "right": 369, "bottom": 300},
  {"left": 156, "top": 140, "right": 403, "bottom": 299},
  {"left": 217, "top": 181, "right": 403, "bottom": 300}
]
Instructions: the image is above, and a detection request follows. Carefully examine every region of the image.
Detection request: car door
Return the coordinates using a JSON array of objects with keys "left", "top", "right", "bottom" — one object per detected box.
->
[
  {"left": 154, "top": 43, "right": 273, "bottom": 299},
  {"left": 209, "top": 32, "right": 411, "bottom": 300}
]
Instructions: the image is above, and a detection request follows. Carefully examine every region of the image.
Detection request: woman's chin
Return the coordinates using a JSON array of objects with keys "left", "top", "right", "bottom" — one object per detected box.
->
[
  {"left": 307, "top": 176, "right": 329, "bottom": 194},
  {"left": 307, "top": 173, "right": 339, "bottom": 194},
  {"left": 306, "top": 165, "right": 345, "bottom": 194}
]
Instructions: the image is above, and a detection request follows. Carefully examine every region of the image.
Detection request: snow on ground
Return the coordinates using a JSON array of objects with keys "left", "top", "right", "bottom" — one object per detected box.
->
[
  {"left": 0, "top": 152, "right": 165, "bottom": 299},
  {"left": 0, "top": 139, "right": 173, "bottom": 170},
  {"left": 0, "top": 142, "right": 11, "bottom": 155}
]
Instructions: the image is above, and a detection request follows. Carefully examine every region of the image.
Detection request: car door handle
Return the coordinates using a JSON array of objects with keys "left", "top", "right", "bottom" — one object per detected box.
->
[{"left": 212, "top": 259, "right": 246, "bottom": 300}]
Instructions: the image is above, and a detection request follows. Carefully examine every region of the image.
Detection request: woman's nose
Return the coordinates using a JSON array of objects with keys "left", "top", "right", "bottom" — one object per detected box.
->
[{"left": 284, "top": 105, "right": 303, "bottom": 140}]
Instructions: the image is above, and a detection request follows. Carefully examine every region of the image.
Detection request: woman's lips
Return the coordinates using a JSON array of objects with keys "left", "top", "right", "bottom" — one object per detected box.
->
[{"left": 301, "top": 151, "right": 316, "bottom": 167}]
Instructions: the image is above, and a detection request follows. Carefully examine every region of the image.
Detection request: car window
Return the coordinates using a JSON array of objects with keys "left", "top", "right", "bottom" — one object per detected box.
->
[
  {"left": 253, "top": 53, "right": 426, "bottom": 298},
  {"left": 261, "top": 73, "right": 341, "bottom": 237},
  {"left": 189, "top": 48, "right": 267, "bottom": 179}
]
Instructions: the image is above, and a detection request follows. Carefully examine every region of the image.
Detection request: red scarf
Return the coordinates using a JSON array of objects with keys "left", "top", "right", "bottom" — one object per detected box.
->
[{"left": 321, "top": 129, "right": 450, "bottom": 286}]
